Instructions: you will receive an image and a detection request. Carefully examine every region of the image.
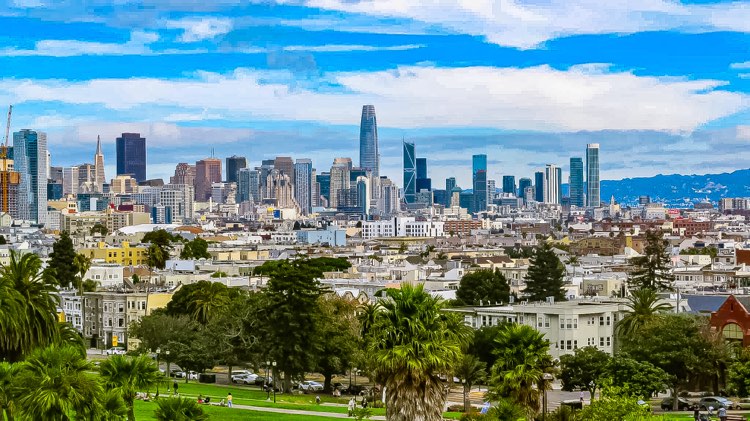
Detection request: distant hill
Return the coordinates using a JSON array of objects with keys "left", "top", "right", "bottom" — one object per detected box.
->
[{"left": 600, "top": 169, "right": 750, "bottom": 206}]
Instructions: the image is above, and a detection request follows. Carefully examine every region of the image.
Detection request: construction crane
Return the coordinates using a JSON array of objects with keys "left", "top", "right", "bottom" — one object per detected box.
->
[{"left": 1, "top": 105, "right": 13, "bottom": 213}]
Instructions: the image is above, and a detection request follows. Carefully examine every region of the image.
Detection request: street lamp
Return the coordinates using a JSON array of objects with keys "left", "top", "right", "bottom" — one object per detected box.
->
[
  {"left": 156, "top": 348, "right": 161, "bottom": 396},
  {"left": 165, "top": 350, "right": 171, "bottom": 392},
  {"left": 265, "top": 361, "right": 271, "bottom": 400},
  {"left": 353, "top": 367, "right": 358, "bottom": 389},
  {"left": 272, "top": 361, "right": 277, "bottom": 403},
  {"left": 542, "top": 373, "right": 554, "bottom": 421}
]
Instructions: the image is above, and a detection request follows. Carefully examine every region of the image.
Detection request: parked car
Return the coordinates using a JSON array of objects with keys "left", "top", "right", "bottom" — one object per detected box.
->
[
  {"left": 231, "top": 370, "right": 253, "bottom": 377},
  {"left": 299, "top": 381, "right": 324, "bottom": 392},
  {"left": 344, "top": 385, "right": 370, "bottom": 396},
  {"left": 699, "top": 396, "right": 735, "bottom": 410},
  {"left": 172, "top": 371, "right": 198, "bottom": 380},
  {"left": 169, "top": 369, "right": 181, "bottom": 378},
  {"left": 254, "top": 376, "right": 273, "bottom": 386},
  {"left": 660, "top": 397, "right": 695, "bottom": 411},
  {"left": 332, "top": 382, "right": 347, "bottom": 391},
  {"left": 105, "top": 347, "right": 126, "bottom": 355},
  {"left": 560, "top": 400, "right": 583, "bottom": 410},
  {"left": 735, "top": 398, "right": 750, "bottom": 410},
  {"left": 232, "top": 373, "right": 259, "bottom": 384}
]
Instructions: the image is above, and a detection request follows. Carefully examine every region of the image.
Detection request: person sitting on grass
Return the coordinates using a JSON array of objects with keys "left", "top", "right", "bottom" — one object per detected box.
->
[{"left": 197, "top": 394, "right": 203, "bottom": 404}]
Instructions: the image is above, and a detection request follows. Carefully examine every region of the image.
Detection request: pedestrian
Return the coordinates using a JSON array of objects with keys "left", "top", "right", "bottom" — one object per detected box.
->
[
  {"left": 348, "top": 397, "right": 356, "bottom": 417},
  {"left": 227, "top": 393, "right": 233, "bottom": 408},
  {"left": 173, "top": 381, "right": 178, "bottom": 395},
  {"left": 718, "top": 406, "right": 727, "bottom": 421},
  {"left": 693, "top": 406, "right": 700, "bottom": 421},
  {"left": 580, "top": 391, "right": 584, "bottom": 406},
  {"left": 361, "top": 397, "right": 368, "bottom": 409}
]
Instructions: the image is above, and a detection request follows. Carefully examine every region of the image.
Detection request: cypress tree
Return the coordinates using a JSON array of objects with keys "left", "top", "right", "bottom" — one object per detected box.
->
[
  {"left": 523, "top": 242, "right": 566, "bottom": 302},
  {"left": 628, "top": 230, "right": 675, "bottom": 291},
  {"left": 48, "top": 231, "right": 77, "bottom": 287}
]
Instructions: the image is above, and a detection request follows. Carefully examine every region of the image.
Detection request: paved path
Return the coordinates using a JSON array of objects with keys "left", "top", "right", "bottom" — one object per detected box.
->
[{"left": 233, "top": 403, "right": 386, "bottom": 420}]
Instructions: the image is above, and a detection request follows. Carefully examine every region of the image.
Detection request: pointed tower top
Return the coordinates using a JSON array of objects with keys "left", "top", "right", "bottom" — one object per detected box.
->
[{"left": 96, "top": 135, "right": 102, "bottom": 155}]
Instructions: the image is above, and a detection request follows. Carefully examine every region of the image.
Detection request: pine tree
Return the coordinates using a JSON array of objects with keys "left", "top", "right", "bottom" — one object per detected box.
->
[
  {"left": 47, "top": 231, "right": 77, "bottom": 287},
  {"left": 523, "top": 242, "right": 566, "bottom": 302},
  {"left": 628, "top": 230, "right": 675, "bottom": 291}
]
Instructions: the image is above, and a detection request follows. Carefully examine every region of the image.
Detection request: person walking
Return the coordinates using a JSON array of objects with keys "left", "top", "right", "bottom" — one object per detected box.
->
[
  {"left": 173, "top": 381, "right": 179, "bottom": 396},
  {"left": 227, "top": 392, "right": 233, "bottom": 408},
  {"left": 693, "top": 406, "right": 700, "bottom": 421},
  {"left": 718, "top": 406, "right": 727, "bottom": 421},
  {"left": 348, "top": 397, "right": 356, "bottom": 417}
]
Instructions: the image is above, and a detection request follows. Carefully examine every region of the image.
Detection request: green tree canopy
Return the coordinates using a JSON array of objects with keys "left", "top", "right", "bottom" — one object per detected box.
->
[
  {"left": 467, "top": 324, "right": 507, "bottom": 370},
  {"left": 559, "top": 346, "right": 610, "bottom": 400},
  {"left": 180, "top": 238, "right": 211, "bottom": 260},
  {"left": 314, "top": 295, "right": 360, "bottom": 392},
  {"left": 154, "top": 397, "right": 208, "bottom": 421},
  {"left": 628, "top": 230, "right": 675, "bottom": 291},
  {"left": 455, "top": 354, "right": 487, "bottom": 411},
  {"left": 47, "top": 231, "right": 77, "bottom": 288},
  {"left": 523, "top": 242, "right": 566, "bottom": 302},
  {"left": 603, "top": 355, "right": 670, "bottom": 399},
  {"left": 455, "top": 269, "right": 510, "bottom": 306},
  {"left": 100, "top": 354, "right": 160, "bottom": 421},
  {"left": 616, "top": 288, "right": 673, "bottom": 340}
]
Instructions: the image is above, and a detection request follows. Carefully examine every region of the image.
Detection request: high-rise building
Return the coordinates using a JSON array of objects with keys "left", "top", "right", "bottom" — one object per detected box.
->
[
  {"left": 160, "top": 184, "right": 194, "bottom": 223},
  {"left": 556, "top": 167, "right": 562, "bottom": 204},
  {"left": 266, "top": 170, "right": 296, "bottom": 209},
  {"left": 518, "top": 177, "right": 531, "bottom": 199},
  {"left": 274, "top": 157, "right": 294, "bottom": 180},
  {"left": 170, "top": 163, "right": 195, "bottom": 186},
  {"left": 473, "top": 170, "right": 487, "bottom": 213},
  {"left": 379, "top": 177, "right": 399, "bottom": 216},
  {"left": 94, "top": 136, "right": 105, "bottom": 193},
  {"left": 316, "top": 172, "right": 331, "bottom": 207},
  {"left": 544, "top": 164, "right": 560, "bottom": 204},
  {"left": 534, "top": 171, "right": 545, "bottom": 202},
  {"left": 62, "top": 166, "right": 79, "bottom": 196},
  {"left": 586, "top": 143, "right": 600, "bottom": 207},
  {"left": 403, "top": 141, "right": 416, "bottom": 204},
  {"left": 415, "top": 157, "right": 431, "bottom": 192},
  {"left": 194, "top": 158, "right": 222, "bottom": 201},
  {"left": 569, "top": 157, "right": 584, "bottom": 207},
  {"left": 237, "top": 168, "right": 260, "bottom": 203},
  {"left": 115, "top": 133, "right": 146, "bottom": 182},
  {"left": 359, "top": 105, "right": 379, "bottom": 179},
  {"left": 446, "top": 177, "right": 456, "bottom": 192},
  {"left": 78, "top": 163, "right": 95, "bottom": 189},
  {"left": 487, "top": 179, "right": 496, "bottom": 204},
  {"left": 330, "top": 158, "right": 352, "bottom": 209},
  {"left": 13, "top": 129, "right": 48, "bottom": 225},
  {"left": 225, "top": 155, "right": 247, "bottom": 184},
  {"left": 472, "top": 154, "right": 487, "bottom": 177},
  {"left": 502, "top": 176, "right": 516, "bottom": 196},
  {"left": 294, "top": 159, "right": 313, "bottom": 215},
  {"left": 356, "top": 176, "right": 370, "bottom": 216}
]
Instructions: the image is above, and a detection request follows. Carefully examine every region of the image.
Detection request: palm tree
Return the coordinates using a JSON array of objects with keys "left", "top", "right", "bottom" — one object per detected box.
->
[
  {"left": 72, "top": 253, "right": 92, "bottom": 296},
  {"left": 487, "top": 324, "right": 552, "bottom": 418},
  {"left": 565, "top": 255, "right": 581, "bottom": 277},
  {"left": 455, "top": 354, "right": 487, "bottom": 411},
  {"left": 100, "top": 354, "right": 161, "bottom": 421},
  {"left": 187, "top": 281, "right": 229, "bottom": 324},
  {"left": 0, "top": 250, "right": 60, "bottom": 361},
  {"left": 154, "top": 397, "right": 208, "bottom": 421},
  {"left": 370, "top": 284, "right": 470, "bottom": 421},
  {"left": 616, "top": 288, "right": 672, "bottom": 340},
  {"left": 13, "top": 344, "right": 102, "bottom": 421},
  {"left": 0, "top": 361, "right": 19, "bottom": 421}
]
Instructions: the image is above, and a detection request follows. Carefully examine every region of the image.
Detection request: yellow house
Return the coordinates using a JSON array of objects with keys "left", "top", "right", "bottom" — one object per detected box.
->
[{"left": 77, "top": 241, "right": 148, "bottom": 266}]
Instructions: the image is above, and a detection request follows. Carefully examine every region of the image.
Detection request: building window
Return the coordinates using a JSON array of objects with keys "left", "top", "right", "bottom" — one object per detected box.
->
[
  {"left": 567, "top": 340, "right": 572, "bottom": 350},
  {"left": 538, "top": 317, "right": 543, "bottom": 328},
  {"left": 606, "top": 316, "right": 611, "bottom": 326},
  {"left": 606, "top": 337, "right": 611, "bottom": 347},
  {"left": 599, "top": 337, "right": 604, "bottom": 347},
  {"left": 599, "top": 316, "right": 604, "bottom": 326},
  {"left": 574, "top": 340, "right": 578, "bottom": 349},
  {"left": 118, "top": 318, "right": 124, "bottom": 327},
  {"left": 573, "top": 318, "right": 578, "bottom": 329},
  {"left": 545, "top": 317, "right": 550, "bottom": 328}
]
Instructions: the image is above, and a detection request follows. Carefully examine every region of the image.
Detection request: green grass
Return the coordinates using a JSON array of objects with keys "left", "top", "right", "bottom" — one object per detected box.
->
[{"left": 133, "top": 400, "right": 345, "bottom": 420}]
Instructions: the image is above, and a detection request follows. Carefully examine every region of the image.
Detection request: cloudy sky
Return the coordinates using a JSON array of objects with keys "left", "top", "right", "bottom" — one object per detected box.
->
[{"left": 0, "top": 0, "right": 749, "bottom": 188}]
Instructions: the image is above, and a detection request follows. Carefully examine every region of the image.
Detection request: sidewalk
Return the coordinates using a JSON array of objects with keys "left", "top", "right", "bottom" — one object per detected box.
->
[{"left": 233, "top": 403, "right": 386, "bottom": 420}]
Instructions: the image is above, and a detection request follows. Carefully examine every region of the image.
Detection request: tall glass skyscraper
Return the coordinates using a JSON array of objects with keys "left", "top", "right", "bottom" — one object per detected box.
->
[
  {"left": 534, "top": 171, "right": 544, "bottom": 202},
  {"left": 518, "top": 177, "right": 532, "bottom": 201},
  {"left": 502, "top": 176, "right": 516, "bottom": 195},
  {"left": 225, "top": 155, "right": 247, "bottom": 184},
  {"left": 472, "top": 154, "right": 487, "bottom": 177},
  {"left": 294, "top": 159, "right": 313, "bottom": 215},
  {"left": 359, "top": 105, "right": 379, "bottom": 179},
  {"left": 569, "top": 157, "right": 584, "bottom": 207},
  {"left": 473, "top": 170, "right": 487, "bottom": 213},
  {"left": 13, "top": 129, "right": 48, "bottom": 225},
  {"left": 237, "top": 168, "right": 260, "bottom": 203},
  {"left": 403, "top": 141, "right": 416, "bottom": 204},
  {"left": 316, "top": 172, "right": 331, "bottom": 206},
  {"left": 544, "top": 164, "right": 560, "bottom": 204},
  {"left": 116, "top": 133, "right": 146, "bottom": 182},
  {"left": 446, "top": 177, "right": 456, "bottom": 192},
  {"left": 586, "top": 143, "right": 600, "bottom": 207}
]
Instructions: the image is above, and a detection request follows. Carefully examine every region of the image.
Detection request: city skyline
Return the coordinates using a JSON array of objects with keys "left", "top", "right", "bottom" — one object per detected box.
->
[{"left": 1, "top": 2, "right": 749, "bottom": 186}]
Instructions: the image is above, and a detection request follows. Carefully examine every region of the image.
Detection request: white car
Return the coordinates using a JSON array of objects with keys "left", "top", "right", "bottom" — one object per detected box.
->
[
  {"left": 299, "top": 380, "right": 324, "bottom": 392},
  {"left": 105, "top": 347, "right": 126, "bottom": 355},
  {"left": 232, "top": 373, "right": 258, "bottom": 384}
]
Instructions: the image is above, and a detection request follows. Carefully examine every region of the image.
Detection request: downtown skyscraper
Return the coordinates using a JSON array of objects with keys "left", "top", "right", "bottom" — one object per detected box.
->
[
  {"left": 94, "top": 136, "right": 105, "bottom": 193},
  {"left": 403, "top": 141, "right": 416, "bottom": 204},
  {"left": 116, "top": 133, "right": 146, "bottom": 182},
  {"left": 587, "top": 143, "right": 601, "bottom": 207},
  {"left": 570, "top": 157, "right": 584, "bottom": 207},
  {"left": 225, "top": 155, "right": 247, "bottom": 184},
  {"left": 13, "top": 129, "right": 48, "bottom": 225},
  {"left": 359, "top": 105, "right": 379, "bottom": 179},
  {"left": 472, "top": 154, "right": 487, "bottom": 213},
  {"left": 544, "top": 164, "right": 560, "bottom": 204},
  {"left": 294, "top": 159, "right": 313, "bottom": 215}
]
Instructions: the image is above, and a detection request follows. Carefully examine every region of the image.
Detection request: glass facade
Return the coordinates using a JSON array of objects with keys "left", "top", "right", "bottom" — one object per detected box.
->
[
  {"left": 13, "top": 129, "right": 48, "bottom": 225},
  {"left": 403, "top": 141, "right": 416, "bottom": 203},
  {"left": 569, "top": 157, "right": 584, "bottom": 207},
  {"left": 502, "top": 175, "right": 516, "bottom": 195},
  {"left": 359, "top": 105, "right": 379, "bottom": 179},
  {"left": 294, "top": 159, "right": 313, "bottom": 215},
  {"left": 586, "top": 143, "right": 600, "bottom": 207},
  {"left": 534, "top": 171, "right": 545, "bottom": 202},
  {"left": 518, "top": 178, "right": 532, "bottom": 199},
  {"left": 473, "top": 169, "right": 487, "bottom": 213},
  {"left": 116, "top": 133, "right": 146, "bottom": 182},
  {"left": 225, "top": 155, "right": 247, "bottom": 184}
]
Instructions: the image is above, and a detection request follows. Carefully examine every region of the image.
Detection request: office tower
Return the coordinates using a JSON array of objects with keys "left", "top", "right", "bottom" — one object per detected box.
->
[
  {"left": 569, "top": 157, "right": 584, "bottom": 207},
  {"left": 266, "top": 170, "right": 296, "bottom": 209},
  {"left": 379, "top": 177, "right": 399, "bottom": 216},
  {"left": 472, "top": 154, "right": 487, "bottom": 177},
  {"left": 502, "top": 176, "right": 516, "bottom": 196},
  {"left": 487, "top": 179, "right": 496, "bottom": 204},
  {"left": 415, "top": 157, "right": 431, "bottom": 192},
  {"left": 274, "top": 157, "right": 294, "bottom": 180},
  {"left": 446, "top": 177, "right": 456, "bottom": 192},
  {"left": 94, "top": 136, "right": 105, "bottom": 192},
  {"left": 13, "top": 129, "right": 48, "bottom": 225},
  {"left": 356, "top": 176, "right": 370, "bottom": 216},
  {"left": 78, "top": 163, "right": 95, "bottom": 189},
  {"left": 330, "top": 158, "right": 352, "bottom": 208},
  {"left": 225, "top": 155, "right": 247, "bottom": 184},
  {"left": 110, "top": 175, "right": 138, "bottom": 194},
  {"left": 586, "top": 143, "right": 600, "bottom": 207},
  {"left": 47, "top": 182, "right": 62, "bottom": 200},
  {"left": 62, "top": 166, "right": 79, "bottom": 196},
  {"left": 115, "top": 133, "right": 146, "bottom": 182},
  {"left": 359, "top": 105, "right": 379, "bottom": 179},
  {"left": 544, "top": 164, "right": 560, "bottom": 204},
  {"left": 518, "top": 178, "right": 531, "bottom": 199},
  {"left": 238, "top": 168, "right": 260, "bottom": 203},
  {"left": 403, "top": 141, "right": 416, "bottom": 204},
  {"left": 294, "top": 159, "right": 313, "bottom": 215},
  {"left": 473, "top": 170, "right": 487, "bottom": 213},
  {"left": 311, "top": 169, "right": 320, "bottom": 208},
  {"left": 170, "top": 163, "right": 195, "bottom": 185},
  {"left": 556, "top": 167, "right": 562, "bottom": 204},
  {"left": 49, "top": 166, "right": 63, "bottom": 183},
  {"left": 210, "top": 182, "right": 235, "bottom": 204},
  {"left": 160, "top": 184, "right": 195, "bottom": 222},
  {"left": 316, "top": 172, "right": 331, "bottom": 207},
  {"left": 194, "top": 158, "right": 222, "bottom": 201},
  {"left": 534, "top": 171, "right": 544, "bottom": 202},
  {"left": 350, "top": 167, "right": 369, "bottom": 183}
]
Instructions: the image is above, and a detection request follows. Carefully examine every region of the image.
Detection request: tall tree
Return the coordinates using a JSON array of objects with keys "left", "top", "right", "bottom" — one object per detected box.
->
[
  {"left": 315, "top": 295, "right": 360, "bottom": 392},
  {"left": 186, "top": 281, "right": 229, "bottom": 324},
  {"left": 616, "top": 288, "right": 672, "bottom": 340},
  {"left": 487, "top": 324, "right": 552, "bottom": 418},
  {"left": 369, "top": 284, "right": 470, "bottom": 421},
  {"left": 468, "top": 325, "right": 506, "bottom": 369},
  {"left": 603, "top": 355, "right": 670, "bottom": 399},
  {"left": 180, "top": 238, "right": 211, "bottom": 260},
  {"left": 628, "top": 230, "right": 675, "bottom": 291},
  {"left": 146, "top": 244, "right": 166, "bottom": 272},
  {"left": 523, "top": 242, "right": 566, "bottom": 302},
  {"left": 455, "top": 354, "right": 487, "bottom": 411},
  {"left": 0, "top": 361, "right": 18, "bottom": 421},
  {"left": 143, "top": 230, "right": 175, "bottom": 270},
  {"left": 72, "top": 253, "right": 92, "bottom": 296},
  {"left": 99, "top": 354, "right": 160, "bottom": 421},
  {"left": 560, "top": 346, "right": 610, "bottom": 400},
  {"left": 455, "top": 269, "right": 510, "bottom": 306},
  {"left": 47, "top": 231, "right": 77, "bottom": 288}
]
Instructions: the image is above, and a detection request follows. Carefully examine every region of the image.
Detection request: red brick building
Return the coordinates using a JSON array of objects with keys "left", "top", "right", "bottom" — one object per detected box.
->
[
  {"left": 709, "top": 295, "right": 750, "bottom": 346},
  {"left": 673, "top": 218, "right": 712, "bottom": 237},
  {"left": 444, "top": 220, "right": 481, "bottom": 235}
]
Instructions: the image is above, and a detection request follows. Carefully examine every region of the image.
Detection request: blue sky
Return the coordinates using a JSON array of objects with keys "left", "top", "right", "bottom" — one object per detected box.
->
[{"left": 0, "top": 0, "right": 749, "bottom": 188}]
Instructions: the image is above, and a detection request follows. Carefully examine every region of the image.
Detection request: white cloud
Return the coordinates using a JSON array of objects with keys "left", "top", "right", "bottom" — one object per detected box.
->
[
  {"left": 164, "top": 17, "right": 234, "bottom": 42},
  {"left": 290, "top": 0, "right": 750, "bottom": 49},
  {"left": 282, "top": 44, "right": 424, "bottom": 52},
  {"left": 1, "top": 65, "right": 747, "bottom": 132},
  {"left": 0, "top": 30, "right": 160, "bottom": 57},
  {"left": 731, "top": 61, "right": 750, "bottom": 70}
]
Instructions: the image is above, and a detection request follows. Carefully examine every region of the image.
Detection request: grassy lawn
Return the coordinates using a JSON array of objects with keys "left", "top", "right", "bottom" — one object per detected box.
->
[{"left": 133, "top": 400, "right": 345, "bottom": 420}]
